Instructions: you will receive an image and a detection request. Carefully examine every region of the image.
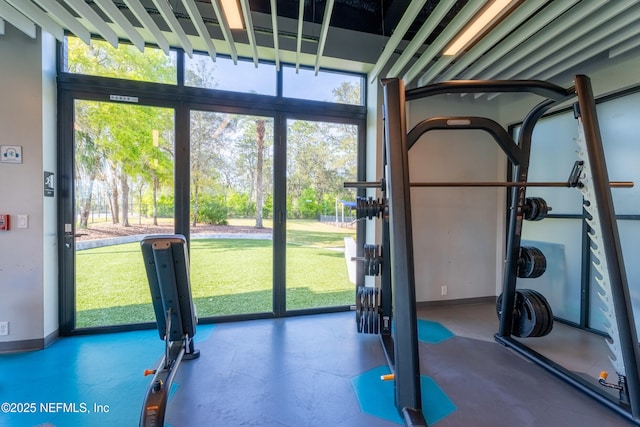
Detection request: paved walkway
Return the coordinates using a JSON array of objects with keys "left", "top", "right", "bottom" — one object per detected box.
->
[{"left": 75, "top": 232, "right": 272, "bottom": 250}]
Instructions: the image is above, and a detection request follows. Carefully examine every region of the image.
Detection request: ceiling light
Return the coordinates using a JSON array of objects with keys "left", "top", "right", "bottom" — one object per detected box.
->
[
  {"left": 221, "top": 0, "right": 243, "bottom": 29},
  {"left": 444, "top": 0, "right": 513, "bottom": 56}
]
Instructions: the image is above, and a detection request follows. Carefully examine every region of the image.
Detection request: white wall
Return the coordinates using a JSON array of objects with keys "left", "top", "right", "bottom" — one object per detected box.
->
[
  {"left": 405, "top": 96, "right": 506, "bottom": 302},
  {"left": 0, "top": 26, "right": 57, "bottom": 350}
]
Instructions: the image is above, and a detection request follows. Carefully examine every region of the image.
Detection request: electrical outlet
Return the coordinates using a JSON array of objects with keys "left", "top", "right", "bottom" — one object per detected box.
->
[
  {"left": 0, "top": 321, "right": 8, "bottom": 336},
  {"left": 441, "top": 286, "right": 448, "bottom": 296}
]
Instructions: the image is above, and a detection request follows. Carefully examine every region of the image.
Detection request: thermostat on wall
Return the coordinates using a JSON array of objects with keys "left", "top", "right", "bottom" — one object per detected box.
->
[{"left": 1, "top": 145, "right": 23, "bottom": 163}]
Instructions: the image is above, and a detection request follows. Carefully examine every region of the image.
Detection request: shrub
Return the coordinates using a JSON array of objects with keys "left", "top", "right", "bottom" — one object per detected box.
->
[{"left": 197, "top": 195, "right": 228, "bottom": 225}]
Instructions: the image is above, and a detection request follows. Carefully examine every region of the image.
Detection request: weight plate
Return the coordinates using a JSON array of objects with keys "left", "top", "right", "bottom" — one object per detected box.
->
[
  {"left": 518, "top": 246, "right": 547, "bottom": 279},
  {"left": 514, "top": 292, "right": 537, "bottom": 338},
  {"left": 522, "top": 289, "right": 554, "bottom": 337},
  {"left": 523, "top": 197, "right": 550, "bottom": 221},
  {"left": 519, "top": 290, "right": 545, "bottom": 337}
]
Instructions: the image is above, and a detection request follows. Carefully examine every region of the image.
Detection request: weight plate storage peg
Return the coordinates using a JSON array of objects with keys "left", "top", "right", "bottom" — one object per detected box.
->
[{"left": 517, "top": 246, "right": 547, "bottom": 279}]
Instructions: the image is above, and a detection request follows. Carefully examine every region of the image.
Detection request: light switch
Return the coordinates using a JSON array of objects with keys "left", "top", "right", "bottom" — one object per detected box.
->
[{"left": 17, "top": 215, "right": 28, "bottom": 229}]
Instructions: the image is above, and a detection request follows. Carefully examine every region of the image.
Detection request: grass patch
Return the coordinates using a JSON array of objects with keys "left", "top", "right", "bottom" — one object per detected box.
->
[{"left": 75, "top": 221, "right": 356, "bottom": 328}]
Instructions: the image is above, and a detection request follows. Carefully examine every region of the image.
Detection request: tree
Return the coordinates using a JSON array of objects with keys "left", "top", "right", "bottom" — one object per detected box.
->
[
  {"left": 68, "top": 38, "right": 176, "bottom": 228},
  {"left": 255, "top": 119, "right": 266, "bottom": 228}
]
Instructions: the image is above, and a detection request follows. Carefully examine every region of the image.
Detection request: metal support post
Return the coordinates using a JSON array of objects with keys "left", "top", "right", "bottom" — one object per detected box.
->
[
  {"left": 574, "top": 74, "right": 640, "bottom": 421},
  {"left": 381, "top": 77, "right": 426, "bottom": 426}
]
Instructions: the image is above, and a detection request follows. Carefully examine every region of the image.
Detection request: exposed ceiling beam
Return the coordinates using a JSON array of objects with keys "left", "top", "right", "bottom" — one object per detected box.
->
[
  {"left": 418, "top": 0, "right": 549, "bottom": 86},
  {"left": 270, "top": 0, "right": 280, "bottom": 71},
  {"left": 386, "top": 0, "right": 455, "bottom": 79},
  {"left": 64, "top": 0, "right": 119, "bottom": 48},
  {"left": 403, "top": 0, "right": 487, "bottom": 85},
  {"left": 94, "top": 0, "right": 145, "bottom": 51},
  {"left": 0, "top": 0, "right": 36, "bottom": 38},
  {"left": 210, "top": 0, "right": 237, "bottom": 63},
  {"left": 610, "top": 34, "right": 640, "bottom": 58},
  {"left": 239, "top": 0, "right": 258, "bottom": 66},
  {"left": 32, "top": 0, "right": 90, "bottom": 44},
  {"left": 520, "top": 7, "right": 640, "bottom": 82},
  {"left": 151, "top": 0, "right": 193, "bottom": 57},
  {"left": 368, "top": 0, "right": 429, "bottom": 84},
  {"left": 541, "top": 18, "right": 640, "bottom": 83},
  {"left": 5, "top": 0, "right": 64, "bottom": 41},
  {"left": 122, "top": 0, "right": 170, "bottom": 55},
  {"left": 182, "top": 0, "right": 217, "bottom": 60},
  {"left": 314, "top": 0, "right": 334, "bottom": 75},
  {"left": 484, "top": 0, "right": 626, "bottom": 81},
  {"left": 457, "top": 0, "right": 580, "bottom": 80},
  {"left": 295, "top": 0, "right": 304, "bottom": 72}
]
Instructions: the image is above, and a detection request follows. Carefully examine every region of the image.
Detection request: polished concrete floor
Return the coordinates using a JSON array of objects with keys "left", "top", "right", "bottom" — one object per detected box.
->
[{"left": 0, "top": 304, "right": 636, "bottom": 427}]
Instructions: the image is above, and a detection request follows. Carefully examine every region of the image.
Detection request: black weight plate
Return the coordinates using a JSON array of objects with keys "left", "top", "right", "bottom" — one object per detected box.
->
[
  {"left": 514, "top": 291, "right": 537, "bottom": 337},
  {"left": 524, "top": 289, "right": 554, "bottom": 336},
  {"left": 496, "top": 291, "right": 522, "bottom": 336},
  {"left": 518, "top": 247, "right": 547, "bottom": 279},
  {"left": 518, "top": 290, "right": 544, "bottom": 337},
  {"left": 523, "top": 198, "right": 539, "bottom": 221},
  {"left": 356, "top": 286, "right": 364, "bottom": 333},
  {"left": 524, "top": 197, "right": 550, "bottom": 221},
  {"left": 521, "top": 289, "right": 545, "bottom": 337},
  {"left": 528, "top": 247, "right": 547, "bottom": 278}
]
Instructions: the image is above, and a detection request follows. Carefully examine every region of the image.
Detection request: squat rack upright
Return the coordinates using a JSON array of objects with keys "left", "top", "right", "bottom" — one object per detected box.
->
[{"left": 377, "top": 75, "right": 640, "bottom": 426}]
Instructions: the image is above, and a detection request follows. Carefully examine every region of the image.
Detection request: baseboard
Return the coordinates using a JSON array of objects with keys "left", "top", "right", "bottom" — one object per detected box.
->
[
  {"left": 0, "top": 329, "right": 59, "bottom": 354},
  {"left": 416, "top": 296, "right": 496, "bottom": 309}
]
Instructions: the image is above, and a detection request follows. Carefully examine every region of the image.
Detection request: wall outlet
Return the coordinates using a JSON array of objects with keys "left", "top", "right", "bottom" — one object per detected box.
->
[
  {"left": 441, "top": 286, "right": 448, "bottom": 296},
  {"left": 0, "top": 321, "right": 8, "bottom": 336}
]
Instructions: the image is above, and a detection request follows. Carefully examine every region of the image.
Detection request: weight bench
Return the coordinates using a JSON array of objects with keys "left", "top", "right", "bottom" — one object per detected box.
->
[{"left": 139, "top": 235, "right": 200, "bottom": 427}]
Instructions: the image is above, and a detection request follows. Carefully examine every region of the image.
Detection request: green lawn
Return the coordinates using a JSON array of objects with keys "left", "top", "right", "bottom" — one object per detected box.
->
[{"left": 75, "top": 220, "right": 356, "bottom": 328}]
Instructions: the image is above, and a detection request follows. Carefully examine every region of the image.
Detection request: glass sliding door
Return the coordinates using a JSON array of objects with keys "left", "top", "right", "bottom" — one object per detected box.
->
[
  {"left": 189, "top": 110, "right": 274, "bottom": 316},
  {"left": 285, "top": 119, "right": 358, "bottom": 310},
  {"left": 73, "top": 100, "right": 175, "bottom": 328}
]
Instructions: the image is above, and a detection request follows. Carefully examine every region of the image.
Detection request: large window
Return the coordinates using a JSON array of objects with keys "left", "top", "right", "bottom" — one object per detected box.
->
[
  {"left": 73, "top": 101, "right": 175, "bottom": 328},
  {"left": 282, "top": 66, "right": 364, "bottom": 105},
  {"left": 185, "top": 53, "right": 277, "bottom": 95},
  {"left": 59, "top": 39, "right": 366, "bottom": 333},
  {"left": 64, "top": 36, "right": 177, "bottom": 84}
]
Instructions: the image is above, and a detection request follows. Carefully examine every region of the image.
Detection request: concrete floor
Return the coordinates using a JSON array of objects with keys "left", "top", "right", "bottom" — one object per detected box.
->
[{"left": 0, "top": 305, "right": 635, "bottom": 427}]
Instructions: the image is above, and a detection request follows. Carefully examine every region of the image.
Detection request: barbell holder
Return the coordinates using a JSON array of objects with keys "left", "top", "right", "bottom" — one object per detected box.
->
[{"left": 344, "top": 180, "right": 633, "bottom": 189}]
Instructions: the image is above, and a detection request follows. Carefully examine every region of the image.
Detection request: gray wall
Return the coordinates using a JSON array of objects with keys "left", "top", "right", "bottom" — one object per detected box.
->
[{"left": 0, "top": 26, "right": 57, "bottom": 350}]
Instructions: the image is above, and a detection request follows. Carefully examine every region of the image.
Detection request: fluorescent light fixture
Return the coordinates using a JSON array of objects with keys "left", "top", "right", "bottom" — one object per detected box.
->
[
  {"left": 221, "top": 0, "right": 243, "bottom": 29},
  {"left": 444, "top": 0, "right": 513, "bottom": 56}
]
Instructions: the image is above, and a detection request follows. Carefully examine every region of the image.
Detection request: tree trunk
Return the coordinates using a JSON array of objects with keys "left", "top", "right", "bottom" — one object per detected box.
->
[
  {"left": 138, "top": 185, "right": 144, "bottom": 225},
  {"left": 152, "top": 175, "right": 159, "bottom": 226},
  {"left": 255, "top": 119, "right": 265, "bottom": 228},
  {"left": 79, "top": 172, "right": 96, "bottom": 229},
  {"left": 110, "top": 174, "right": 120, "bottom": 224},
  {"left": 121, "top": 174, "right": 130, "bottom": 227}
]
